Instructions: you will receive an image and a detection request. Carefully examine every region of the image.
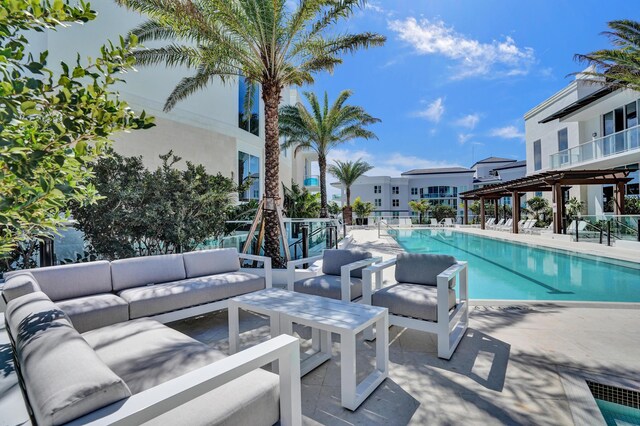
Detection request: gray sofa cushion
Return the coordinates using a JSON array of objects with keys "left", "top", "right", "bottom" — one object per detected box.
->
[
  {"left": 56, "top": 294, "right": 129, "bottom": 333},
  {"left": 394, "top": 253, "right": 457, "bottom": 287},
  {"left": 118, "top": 272, "right": 265, "bottom": 319},
  {"left": 111, "top": 254, "right": 186, "bottom": 292},
  {"left": 4, "top": 261, "right": 112, "bottom": 302},
  {"left": 2, "top": 273, "right": 41, "bottom": 302},
  {"left": 83, "top": 318, "right": 279, "bottom": 426},
  {"left": 371, "top": 283, "right": 456, "bottom": 322},
  {"left": 182, "top": 248, "right": 241, "bottom": 279},
  {"left": 294, "top": 275, "right": 362, "bottom": 301},
  {"left": 5, "top": 292, "right": 131, "bottom": 425},
  {"left": 322, "top": 249, "right": 372, "bottom": 278}
]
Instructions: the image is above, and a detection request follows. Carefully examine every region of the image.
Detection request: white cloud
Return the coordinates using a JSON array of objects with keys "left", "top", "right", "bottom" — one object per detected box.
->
[
  {"left": 415, "top": 97, "right": 444, "bottom": 123},
  {"left": 490, "top": 125, "right": 525, "bottom": 140},
  {"left": 364, "top": 1, "right": 384, "bottom": 13},
  {"left": 388, "top": 17, "right": 535, "bottom": 79},
  {"left": 454, "top": 113, "right": 480, "bottom": 129},
  {"left": 457, "top": 133, "right": 473, "bottom": 145}
]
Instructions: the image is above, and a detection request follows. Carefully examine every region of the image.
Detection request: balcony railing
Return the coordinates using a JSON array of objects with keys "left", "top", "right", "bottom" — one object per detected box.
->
[
  {"left": 550, "top": 124, "right": 640, "bottom": 169},
  {"left": 303, "top": 175, "right": 319, "bottom": 187}
]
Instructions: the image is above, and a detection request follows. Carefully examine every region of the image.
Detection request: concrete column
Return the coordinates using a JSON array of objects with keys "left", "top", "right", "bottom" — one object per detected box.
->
[{"left": 480, "top": 197, "right": 486, "bottom": 229}]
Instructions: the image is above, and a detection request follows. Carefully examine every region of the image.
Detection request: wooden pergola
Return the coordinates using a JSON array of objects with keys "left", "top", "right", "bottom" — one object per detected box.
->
[{"left": 460, "top": 169, "right": 633, "bottom": 234}]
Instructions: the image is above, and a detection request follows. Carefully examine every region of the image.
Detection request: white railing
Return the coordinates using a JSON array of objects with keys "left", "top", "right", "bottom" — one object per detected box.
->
[{"left": 549, "top": 124, "right": 640, "bottom": 168}]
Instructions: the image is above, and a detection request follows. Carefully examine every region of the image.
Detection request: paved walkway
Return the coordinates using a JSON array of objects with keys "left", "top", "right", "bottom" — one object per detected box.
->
[{"left": 171, "top": 229, "right": 640, "bottom": 425}]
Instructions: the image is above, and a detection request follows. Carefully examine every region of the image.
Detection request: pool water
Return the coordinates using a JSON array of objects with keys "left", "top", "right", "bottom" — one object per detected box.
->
[
  {"left": 596, "top": 399, "right": 640, "bottom": 426},
  {"left": 389, "top": 229, "right": 640, "bottom": 302}
]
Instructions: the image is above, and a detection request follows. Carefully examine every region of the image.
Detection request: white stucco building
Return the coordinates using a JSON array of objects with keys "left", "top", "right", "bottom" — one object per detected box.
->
[
  {"left": 524, "top": 73, "right": 640, "bottom": 215},
  {"left": 334, "top": 157, "right": 526, "bottom": 219},
  {"left": 31, "top": 2, "right": 316, "bottom": 201}
]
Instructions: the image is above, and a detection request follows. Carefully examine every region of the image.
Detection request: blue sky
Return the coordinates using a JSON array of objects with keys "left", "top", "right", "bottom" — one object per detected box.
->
[{"left": 312, "top": 0, "right": 639, "bottom": 177}]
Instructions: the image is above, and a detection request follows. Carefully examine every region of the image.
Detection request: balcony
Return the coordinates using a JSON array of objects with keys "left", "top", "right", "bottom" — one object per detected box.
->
[
  {"left": 550, "top": 124, "right": 640, "bottom": 169},
  {"left": 303, "top": 175, "right": 320, "bottom": 187}
]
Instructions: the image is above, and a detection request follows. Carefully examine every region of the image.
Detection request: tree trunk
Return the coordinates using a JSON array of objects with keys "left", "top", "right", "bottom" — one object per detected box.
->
[
  {"left": 345, "top": 186, "right": 352, "bottom": 225},
  {"left": 262, "top": 80, "right": 283, "bottom": 266},
  {"left": 318, "top": 154, "right": 328, "bottom": 218}
]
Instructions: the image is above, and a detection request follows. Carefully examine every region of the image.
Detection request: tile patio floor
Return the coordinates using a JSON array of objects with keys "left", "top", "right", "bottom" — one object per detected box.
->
[{"left": 169, "top": 300, "right": 640, "bottom": 425}]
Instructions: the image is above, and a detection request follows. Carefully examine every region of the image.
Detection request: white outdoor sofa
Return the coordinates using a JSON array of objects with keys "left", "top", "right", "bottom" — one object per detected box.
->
[
  {"left": 4, "top": 291, "right": 301, "bottom": 426},
  {"left": 286, "top": 249, "right": 381, "bottom": 302},
  {"left": 2, "top": 248, "right": 271, "bottom": 331},
  {"left": 362, "top": 253, "right": 469, "bottom": 360}
]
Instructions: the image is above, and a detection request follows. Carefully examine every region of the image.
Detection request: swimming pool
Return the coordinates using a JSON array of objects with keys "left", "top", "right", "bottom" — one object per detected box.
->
[{"left": 389, "top": 229, "right": 640, "bottom": 302}]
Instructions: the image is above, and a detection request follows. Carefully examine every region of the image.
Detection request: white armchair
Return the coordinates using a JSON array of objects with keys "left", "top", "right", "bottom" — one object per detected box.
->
[
  {"left": 362, "top": 253, "right": 469, "bottom": 360},
  {"left": 287, "top": 249, "right": 381, "bottom": 302}
]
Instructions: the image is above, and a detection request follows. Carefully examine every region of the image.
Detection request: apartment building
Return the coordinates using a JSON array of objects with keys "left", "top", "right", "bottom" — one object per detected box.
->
[
  {"left": 524, "top": 73, "right": 640, "bottom": 215},
  {"left": 31, "top": 2, "right": 316, "bottom": 201},
  {"left": 334, "top": 157, "right": 526, "bottom": 219}
]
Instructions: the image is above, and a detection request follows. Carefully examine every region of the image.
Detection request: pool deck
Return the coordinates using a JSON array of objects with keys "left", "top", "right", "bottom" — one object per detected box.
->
[{"left": 177, "top": 229, "right": 640, "bottom": 425}]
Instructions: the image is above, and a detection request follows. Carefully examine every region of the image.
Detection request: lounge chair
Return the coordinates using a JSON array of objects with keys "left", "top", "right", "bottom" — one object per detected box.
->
[
  {"left": 430, "top": 218, "right": 440, "bottom": 227},
  {"left": 498, "top": 218, "right": 513, "bottom": 231},
  {"left": 362, "top": 253, "right": 469, "bottom": 360},
  {"left": 489, "top": 219, "right": 505, "bottom": 230},
  {"left": 287, "top": 249, "right": 381, "bottom": 302},
  {"left": 442, "top": 218, "right": 455, "bottom": 227},
  {"left": 484, "top": 218, "right": 496, "bottom": 228}
]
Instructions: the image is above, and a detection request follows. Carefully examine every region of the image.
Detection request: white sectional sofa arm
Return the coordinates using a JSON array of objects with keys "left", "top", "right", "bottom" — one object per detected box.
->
[
  {"left": 238, "top": 253, "right": 273, "bottom": 288},
  {"left": 436, "top": 261, "right": 468, "bottom": 326},
  {"left": 286, "top": 255, "right": 323, "bottom": 291},
  {"left": 69, "top": 334, "right": 302, "bottom": 426},
  {"left": 339, "top": 257, "right": 382, "bottom": 302}
]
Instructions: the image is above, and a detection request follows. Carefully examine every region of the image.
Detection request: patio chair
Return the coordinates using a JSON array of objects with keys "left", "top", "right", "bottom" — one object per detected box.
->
[
  {"left": 287, "top": 249, "right": 381, "bottom": 302},
  {"left": 429, "top": 218, "right": 440, "bottom": 227},
  {"left": 485, "top": 218, "right": 495, "bottom": 227},
  {"left": 498, "top": 218, "right": 513, "bottom": 231},
  {"left": 489, "top": 218, "right": 505, "bottom": 229},
  {"left": 362, "top": 253, "right": 469, "bottom": 360},
  {"left": 442, "top": 218, "right": 455, "bottom": 227}
]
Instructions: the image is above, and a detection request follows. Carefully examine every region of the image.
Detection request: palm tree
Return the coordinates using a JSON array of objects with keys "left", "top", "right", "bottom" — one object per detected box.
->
[
  {"left": 115, "top": 0, "right": 385, "bottom": 263},
  {"left": 408, "top": 199, "right": 431, "bottom": 224},
  {"left": 328, "top": 158, "right": 373, "bottom": 225},
  {"left": 574, "top": 20, "right": 640, "bottom": 91},
  {"left": 280, "top": 90, "right": 380, "bottom": 218}
]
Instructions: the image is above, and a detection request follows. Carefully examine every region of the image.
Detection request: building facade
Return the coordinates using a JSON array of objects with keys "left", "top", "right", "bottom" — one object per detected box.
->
[
  {"left": 31, "top": 2, "right": 316, "bottom": 202},
  {"left": 334, "top": 158, "right": 526, "bottom": 219},
  {"left": 524, "top": 73, "right": 640, "bottom": 215}
]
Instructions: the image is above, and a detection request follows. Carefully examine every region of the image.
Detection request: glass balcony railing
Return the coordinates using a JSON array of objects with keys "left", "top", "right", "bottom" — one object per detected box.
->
[
  {"left": 550, "top": 124, "right": 640, "bottom": 169},
  {"left": 303, "top": 175, "right": 319, "bottom": 187}
]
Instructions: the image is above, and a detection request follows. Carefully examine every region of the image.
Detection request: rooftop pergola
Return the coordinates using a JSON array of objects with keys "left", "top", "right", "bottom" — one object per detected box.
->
[{"left": 459, "top": 169, "right": 633, "bottom": 234}]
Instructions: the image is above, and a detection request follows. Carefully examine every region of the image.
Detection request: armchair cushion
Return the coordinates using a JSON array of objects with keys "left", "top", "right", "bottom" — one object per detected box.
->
[
  {"left": 5, "top": 292, "right": 131, "bottom": 426},
  {"left": 322, "top": 249, "right": 372, "bottom": 278},
  {"left": 394, "top": 253, "right": 457, "bottom": 287},
  {"left": 294, "top": 275, "right": 362, "bottom": 301},
  {"left": 371, "top": 283, "right": 456, "bottom": 322},
  {"left": 182, "top": 248, "right": 241, "bottom": 279}
]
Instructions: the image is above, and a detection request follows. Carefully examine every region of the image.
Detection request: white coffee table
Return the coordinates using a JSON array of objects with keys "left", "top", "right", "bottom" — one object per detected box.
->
[{"left": 228, "top": 288, "right": 388, "bottom": 411}]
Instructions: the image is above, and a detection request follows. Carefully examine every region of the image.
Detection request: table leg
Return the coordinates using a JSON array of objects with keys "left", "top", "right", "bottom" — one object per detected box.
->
[
  {"left": 340, "top": 331, "right": 357, "bottom": 410},
  {"left": 271, "top": 313, "right": 281, "bottom": 373},
  {"left": 320, "top": 329, "right": 332, "bottom": 357},
  {"left": 376, "top": 314, "right": 389, "bottom": 375},
  {"left": 228, "top": 302, "right": 239, "bottom": 355}
]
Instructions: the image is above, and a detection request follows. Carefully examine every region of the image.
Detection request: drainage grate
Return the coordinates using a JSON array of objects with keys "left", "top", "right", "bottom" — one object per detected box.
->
[{"left": 587, "top": 380, "right": 640, "bottom": 409}]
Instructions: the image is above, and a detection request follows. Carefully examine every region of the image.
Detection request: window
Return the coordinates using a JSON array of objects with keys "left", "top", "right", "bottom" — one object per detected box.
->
[
  {"left": 373, "top": 185, "right": 381, "bottom": 194},
  {"left": 392, "top": 211, "right": 400, "bottom": 218},
  {"left": 411, "top": 187, "right": 418, "bottom": 195},
  {"left": 374, "top": 199, "right": 382, "bottom": 207},
  {"left": 558, "top": 128, "right": 568, "bottom": 152},
  {"left": 533, "top": 140, "right": 542, "bottom": 171},
  {"left": 392, "top": 199, "right": 399, "bottom": 207},
  {"left": 238, "top": 151, "right": 260, "bottom": 200},
  {"left": 238, "top": 77, "right": 260, "bottom": 136},
  {"left": 392, "top": 186, "right": 399, "bottom": 195}
]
